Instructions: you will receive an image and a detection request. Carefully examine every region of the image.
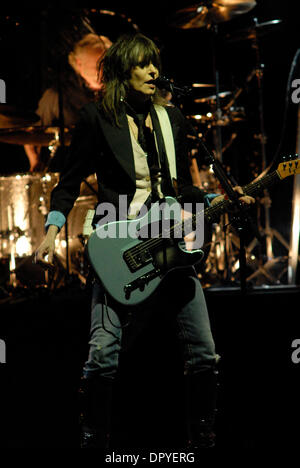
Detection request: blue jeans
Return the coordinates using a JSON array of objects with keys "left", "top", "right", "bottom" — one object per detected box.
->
[{"left": 83, "top": 268, "right": 217, "bottom": 379}]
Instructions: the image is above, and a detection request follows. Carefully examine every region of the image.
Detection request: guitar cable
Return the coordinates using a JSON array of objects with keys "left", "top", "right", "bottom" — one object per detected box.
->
[{"left": 101, "top": 292, "right": 133, "bottom": 340}]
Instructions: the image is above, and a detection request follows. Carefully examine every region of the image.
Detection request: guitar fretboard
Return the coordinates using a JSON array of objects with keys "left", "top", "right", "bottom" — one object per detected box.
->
[{"left": 192, "top": 170, "right": 280, "bottom": 230}]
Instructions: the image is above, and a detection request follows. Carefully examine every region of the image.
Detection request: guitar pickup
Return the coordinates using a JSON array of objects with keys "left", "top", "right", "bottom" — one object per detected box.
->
[
  {"left": 135, "top": 250, "right": 153, "bottom": 265},
  {"left": 123, "top": 248, "right": 153, "bottom": 272}
]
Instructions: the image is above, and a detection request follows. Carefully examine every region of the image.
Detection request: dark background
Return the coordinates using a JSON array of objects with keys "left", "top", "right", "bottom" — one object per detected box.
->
[{"left": 1, "top": 1, "right": 300, "bottom": 450}]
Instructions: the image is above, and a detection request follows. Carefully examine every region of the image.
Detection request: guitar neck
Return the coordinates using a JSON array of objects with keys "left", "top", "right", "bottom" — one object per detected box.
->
[
  {"left": 167, "top": 166, "right": 287, "bottom": 238},
  {"left": 202, "top": 169, "right": 281, "bottom": 224}
]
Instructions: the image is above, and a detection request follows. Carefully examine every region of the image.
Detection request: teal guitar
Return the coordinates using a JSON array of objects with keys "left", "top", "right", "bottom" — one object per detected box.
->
[{"left": 87, "top": 156, "right": 299, "bottom": 306}]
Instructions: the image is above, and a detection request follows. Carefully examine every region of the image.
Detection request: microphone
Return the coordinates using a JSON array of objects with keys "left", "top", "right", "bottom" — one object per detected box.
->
[{"left": 154, "top": 76, "right": 192, "bottom": 96}]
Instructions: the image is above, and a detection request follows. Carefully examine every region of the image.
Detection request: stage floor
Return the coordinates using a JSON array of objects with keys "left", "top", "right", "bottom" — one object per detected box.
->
[{"left": 1, "top": 283, "right": 300, "bottom": 448}]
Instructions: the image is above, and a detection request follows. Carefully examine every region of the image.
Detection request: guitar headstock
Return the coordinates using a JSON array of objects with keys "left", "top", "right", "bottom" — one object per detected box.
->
[{"left": 277, "top": 154, "right": 300, "bottom": 179}]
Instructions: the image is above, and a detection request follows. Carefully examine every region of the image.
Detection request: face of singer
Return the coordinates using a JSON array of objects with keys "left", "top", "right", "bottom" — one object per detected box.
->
[{"left": 128, "top": 61, "right": 159, "bottom": 101}]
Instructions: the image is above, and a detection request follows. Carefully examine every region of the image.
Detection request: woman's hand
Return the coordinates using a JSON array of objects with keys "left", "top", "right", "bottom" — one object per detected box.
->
[
  {"left": 210, "top": 186, "right": 255, "bottom": 206},
  {"left": 35, "top": 225, "right": 59, "bottom": 266}
]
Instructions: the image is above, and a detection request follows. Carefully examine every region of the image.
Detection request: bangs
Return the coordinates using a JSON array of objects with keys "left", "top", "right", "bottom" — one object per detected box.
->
[{"left": 128, "top": 37, "right": 161, "bottom": 71}]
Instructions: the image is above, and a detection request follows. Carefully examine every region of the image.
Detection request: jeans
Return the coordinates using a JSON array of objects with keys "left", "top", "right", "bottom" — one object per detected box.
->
[{"left": 83, "top": 267, "right": 217, "bottom": 379}]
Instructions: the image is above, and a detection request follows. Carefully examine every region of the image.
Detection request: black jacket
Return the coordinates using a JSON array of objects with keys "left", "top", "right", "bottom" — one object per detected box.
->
[{"left": 49, "top": 101, "right": 205, "bottom": 226}]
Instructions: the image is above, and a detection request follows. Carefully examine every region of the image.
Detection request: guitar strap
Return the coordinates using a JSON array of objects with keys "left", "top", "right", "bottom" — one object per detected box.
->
[{"left": 153, "top": 104, "right": 177, "bottom": 182}]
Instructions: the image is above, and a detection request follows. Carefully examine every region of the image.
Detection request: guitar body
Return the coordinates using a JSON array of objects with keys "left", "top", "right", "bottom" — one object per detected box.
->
[{"left": 87, "top": 197, "right": 204, "bottom": 306}]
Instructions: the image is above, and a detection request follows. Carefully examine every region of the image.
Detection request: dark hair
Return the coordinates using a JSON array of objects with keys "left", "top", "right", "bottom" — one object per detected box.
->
[{"left": 98, "top": 33, "right": 162, "bottom": 126}]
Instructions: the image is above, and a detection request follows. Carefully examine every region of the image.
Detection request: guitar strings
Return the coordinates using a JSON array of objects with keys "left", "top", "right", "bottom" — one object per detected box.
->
[
  {"left": 123, "top": 171, "right": 279, "bottom": 260},
  {"left": 123, "top": 161, "right": 299, "bottom": 264},
  {"left": 124, "top": 199, "right": 227, "bottom": 258}
]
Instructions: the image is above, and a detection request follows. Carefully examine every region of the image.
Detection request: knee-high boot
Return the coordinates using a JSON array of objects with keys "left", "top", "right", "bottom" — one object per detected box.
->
[
  {"left": 185, "top": 369, "right": 218, "bottom": 448},
  {"left": 79, "top": 376, "right": 114, "bottom": 449}
]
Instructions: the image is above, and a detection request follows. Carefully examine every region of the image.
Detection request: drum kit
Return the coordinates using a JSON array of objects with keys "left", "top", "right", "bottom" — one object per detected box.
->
[
  {"left": 0, "top": 2, "right": 285, "bottom": 291},
  {"left": 169, "top": 0, "right": 286, "bottom": 286},
  {"left": 0, "top": 106, "right": 98, "bottom": 290}
]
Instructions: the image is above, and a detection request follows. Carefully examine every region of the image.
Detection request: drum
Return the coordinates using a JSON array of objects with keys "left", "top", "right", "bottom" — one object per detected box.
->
[
  {"left": 0, "top": 172, "right": 59, "bottom": 259},
  {"left": 0, "top": 171, "right": 98, "bottom": 284}
]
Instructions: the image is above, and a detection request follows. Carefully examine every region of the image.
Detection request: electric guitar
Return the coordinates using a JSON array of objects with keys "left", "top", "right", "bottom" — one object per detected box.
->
[{"left": 87, "top": 155, "right": 300, "bottom": 306}]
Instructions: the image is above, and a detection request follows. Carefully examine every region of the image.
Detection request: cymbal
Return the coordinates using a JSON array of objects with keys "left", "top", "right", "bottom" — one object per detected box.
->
[
  {"left": 225, "top": 18, "right": 282, "bottom": 43},
  {"left": 170, "top": 1, "right": 257, "bottom": 29},
  {"left": 0, "top": 126, "right": 72, "bottom": 146},
  {"left": 192, "top": 83, "right": 216, "bottom": 88},
  {"left": 194, "top": 91, "right": 232, "bottom": 103},
  {"left": 0, "top": 104, "right": 40, "bottom": 128}
]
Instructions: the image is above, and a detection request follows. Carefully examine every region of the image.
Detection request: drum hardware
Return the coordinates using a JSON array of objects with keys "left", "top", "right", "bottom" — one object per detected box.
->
[
  {"left": 0, "top": 173, "right": 60, "bottom": 288},
  {"left": 224, "top": 18, "right": 283, "bottom": 44},
  {"left": 0, "top": 169, "right": 94, "bottom": 290},
  {"left": 169, "top": 0, "right": 257, "bottom": 157},
  {"left": 245, "top": 256, "right": 289, "bottom": 286},
  {"left": 86, "top": 8, "right": 140, "bottom": 41},
  {"left": 188, "top": 107, "right": 245, "bottom": 127},
  {"left": 171, "top": 4, "right": 278, "bottom": 289},
  {"left": 221, "top": 131, "right": 238, "bottom": 153},
  {"left": 222, "top": 68, "right": 257, "bottom": 113},
  {"left": 39, "top": 173, "right": 59, "bottom": 217},
  {"left": 194, "top": 90, "right": 232, "bottom": 104},
  {"left": 0, "top": 114, "right": 93, "bottom": 288},
  {"left": 9, "top": 252, "right": 17, "bottom": 288},
  {"left": 7, "top": 204, "right": 16, "bottom": 287},
  {"left": 221, "top": 16, "right": 287, "bottom": 282},
  {"left": 243, "top": 17, "right": 290, "bottom": 278},
  {"left": 0, "top": 123, "right": 73, "bottom": 285},
  {"left": 206, "top": 68, "right": 289, "bottom": 287}
]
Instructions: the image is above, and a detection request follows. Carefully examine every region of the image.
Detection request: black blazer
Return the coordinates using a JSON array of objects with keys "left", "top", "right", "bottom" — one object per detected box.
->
[{"left": 49, "top": 101, "right": 205, "bottom": 225}]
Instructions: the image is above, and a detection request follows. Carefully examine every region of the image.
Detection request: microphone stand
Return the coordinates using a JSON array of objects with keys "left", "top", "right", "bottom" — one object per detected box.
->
[
  {"left": 155, "top": 76, "right": 192, "bottom": 98},
  {"left": 196, "top": 137, "right": 249, "bottom": 293},
  {"left": 188, "top": 130, "right": 263, "bottom": 294},
  {"left": 159, "top": 77, "right": 260, "bottom": 292}
]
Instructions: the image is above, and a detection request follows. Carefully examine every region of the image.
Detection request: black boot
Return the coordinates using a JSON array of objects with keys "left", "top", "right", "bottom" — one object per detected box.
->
[
  {"left": 79, "top": 375, "right": 113, "bottom": 449},
  {"left": 185, "top": 369, "right": 218, "bottom": 449}
]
